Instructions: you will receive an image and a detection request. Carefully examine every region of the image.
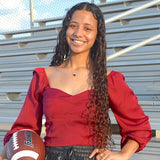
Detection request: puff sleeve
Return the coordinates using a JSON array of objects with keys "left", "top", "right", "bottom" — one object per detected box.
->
[
  {"left": 108, "top": 71, "right": 152, "bottom": 152},
  {"left": 3, "top": 68, "right": 47, "bottom": 145}
]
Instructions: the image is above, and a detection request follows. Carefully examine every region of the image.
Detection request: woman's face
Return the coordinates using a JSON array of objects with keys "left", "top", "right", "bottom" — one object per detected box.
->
[{"left": 66, "top": 10, "right": 98, "bottom": 56}]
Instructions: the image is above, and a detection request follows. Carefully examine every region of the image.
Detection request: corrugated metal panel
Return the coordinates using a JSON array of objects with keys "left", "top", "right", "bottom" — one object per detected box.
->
[{"left": 0, "top": 0, "right": 159, "bottom": 158}]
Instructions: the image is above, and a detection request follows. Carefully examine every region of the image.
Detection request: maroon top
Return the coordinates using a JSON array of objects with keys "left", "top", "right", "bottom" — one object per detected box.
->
[{"left": 4, "top": 68, "right": 152, "bottom": 152}]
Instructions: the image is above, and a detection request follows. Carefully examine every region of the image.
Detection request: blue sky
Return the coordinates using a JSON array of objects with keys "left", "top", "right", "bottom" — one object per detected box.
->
[{"left": 0, "top": 0, "right": 115, "bottom": 33}]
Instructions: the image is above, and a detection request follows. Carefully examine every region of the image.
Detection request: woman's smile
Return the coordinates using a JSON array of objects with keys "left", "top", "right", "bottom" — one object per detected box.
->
[
  {"left": 71, "top": 38, "right": 86, "bottom": 46},
  {"left": 66, "top": 10, "right": 97, "bottom": 55}
]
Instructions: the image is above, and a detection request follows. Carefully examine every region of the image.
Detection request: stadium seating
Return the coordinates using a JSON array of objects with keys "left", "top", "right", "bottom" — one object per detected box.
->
[{"left": 0, "top": 0, "right": 160, "bottom": 158}]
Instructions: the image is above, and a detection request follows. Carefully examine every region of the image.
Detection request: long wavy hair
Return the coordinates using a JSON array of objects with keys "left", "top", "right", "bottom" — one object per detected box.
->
[{"left": 50, "top": 2, "right": 113, "bottom": 148}]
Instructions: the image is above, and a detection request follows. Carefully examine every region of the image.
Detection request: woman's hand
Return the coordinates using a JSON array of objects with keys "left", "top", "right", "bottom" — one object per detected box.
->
[
  {"left": 89, "top": 148, "right": 129, "bottom": 160},
  {"left": 0, "top": 143, "right": 9, "bottom": 160},
  {"left": 0, "top": 157, "right": 8, "bottom": 160},
  {"left": 89, "top": 139, "right": 139, "bottom": 160},
  {"left": 0, "top": 155, "right": 8, "bottom": 160}
]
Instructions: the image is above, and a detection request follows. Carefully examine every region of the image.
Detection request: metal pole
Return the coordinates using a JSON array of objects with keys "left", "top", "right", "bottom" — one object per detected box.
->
[
  {"left": 105, "top": 0, "right": 160, "bottom": 24},
  {"left": 30, "top": 0, "right": 34, "bottom": 28},
  {"left": 107, "top": 34, "right": 160, "bottom": 61}
]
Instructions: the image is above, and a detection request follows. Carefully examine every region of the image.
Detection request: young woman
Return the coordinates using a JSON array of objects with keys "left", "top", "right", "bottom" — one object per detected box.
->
[{"left": 0, "top": 2, "right": 152, "bottom": 160}]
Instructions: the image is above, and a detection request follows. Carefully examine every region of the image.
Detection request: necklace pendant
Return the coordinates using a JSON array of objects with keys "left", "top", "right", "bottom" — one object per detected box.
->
[{"left": 73, "top": 73, "right": 76, "bottom": 76}]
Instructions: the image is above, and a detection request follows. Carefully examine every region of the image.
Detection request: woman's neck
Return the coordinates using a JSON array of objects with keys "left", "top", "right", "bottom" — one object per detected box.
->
[{"left": 64, "top": 53, "right": 89, "bottom": 69}]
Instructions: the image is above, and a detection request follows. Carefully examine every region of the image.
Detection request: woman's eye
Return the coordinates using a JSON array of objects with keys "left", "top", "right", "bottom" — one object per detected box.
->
[
  {"left": 85, "top": 27, "right": 91, "bottom": 31},
  {"left": 69, "top": 24, "right": 76, "bottom": 28}
]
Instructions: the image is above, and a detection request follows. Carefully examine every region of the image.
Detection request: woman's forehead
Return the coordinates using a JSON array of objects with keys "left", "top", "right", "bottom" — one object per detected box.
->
[{"left": 70, "top": 10, "right": 97, "bottom": 26}]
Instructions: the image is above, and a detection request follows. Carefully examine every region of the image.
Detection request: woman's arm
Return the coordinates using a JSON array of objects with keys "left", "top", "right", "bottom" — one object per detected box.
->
[
  {"left": 118, "top": 139, "right": 139, "bottom": 158},
  {"left": 89, "top": 139, "right": 139, "bottom": 160},
  {"left": 108, "top": 71, "right": 152, "bottom": 152},
  {"left": 3, "top": 68, "right": 45, "bottom": 146},
  {"left": 89, "top": 71, "right": 152, "bottom": 160}
]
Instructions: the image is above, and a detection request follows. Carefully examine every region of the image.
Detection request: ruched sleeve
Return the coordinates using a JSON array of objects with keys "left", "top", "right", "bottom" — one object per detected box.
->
[
  {"left": 3, "top": 68, "right": 47, "bottom": 145},
  {"left": 108, "top": 71, "right": 152, "bottom": 152}
]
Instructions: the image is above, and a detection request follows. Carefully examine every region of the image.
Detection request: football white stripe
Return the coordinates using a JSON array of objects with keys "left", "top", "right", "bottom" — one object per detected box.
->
[
  {"left": 11, "top": 150, "right": 39, "bottom": 160},
  {"left": 13, "top": 132, "right": 19, "bottom": 150}
]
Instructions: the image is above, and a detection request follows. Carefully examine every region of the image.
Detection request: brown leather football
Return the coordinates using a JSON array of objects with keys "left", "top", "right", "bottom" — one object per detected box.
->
[{"left": 7, "top": 129, "right": 45, "bottom": 160}]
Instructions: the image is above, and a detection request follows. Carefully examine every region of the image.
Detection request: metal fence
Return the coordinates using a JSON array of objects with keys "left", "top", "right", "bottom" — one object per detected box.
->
[{"left": 0, "top": 0, "right": 118, "bottom": 34}]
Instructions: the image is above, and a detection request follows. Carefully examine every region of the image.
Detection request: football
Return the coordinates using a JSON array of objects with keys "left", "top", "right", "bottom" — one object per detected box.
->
[{"left": 7, "top": 129, "right": 45, "bottom": 160}]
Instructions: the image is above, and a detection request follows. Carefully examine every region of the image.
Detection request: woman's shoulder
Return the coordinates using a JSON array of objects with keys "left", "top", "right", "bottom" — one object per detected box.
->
[
  {"left": 33, "top": 67, "right": 45, "bottom": 74},
  {"left": 32, "top": 67, "right": 51, "bottom": 83},
  {"left": 44, "top": 66, "right": 59, "bottom": 78},
  {"left": 29, "top": 67, "right": 49, "bottom": 90},
  {"left": 107, "top": 70, "right": 124, "bottom": 79},
  {"left": 107, "top": 70, "right": 126, "bottom": 88},
  {"left": 33, "top": 66, "right": 56, "bottom": 75}
]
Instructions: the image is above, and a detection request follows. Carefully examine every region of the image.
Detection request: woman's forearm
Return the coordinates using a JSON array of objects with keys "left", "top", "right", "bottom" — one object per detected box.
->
[
  {"left": 89, "top": 139, "right": 139, "bottom": 160},
  {"left": 119, "top": 139, "right": 139, "bottom": 159}
]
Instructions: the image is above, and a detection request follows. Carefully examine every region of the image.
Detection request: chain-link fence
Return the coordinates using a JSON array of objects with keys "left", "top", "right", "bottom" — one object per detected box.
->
[{"left": 0, "top": 0, "right": 117, "bottom": 36}]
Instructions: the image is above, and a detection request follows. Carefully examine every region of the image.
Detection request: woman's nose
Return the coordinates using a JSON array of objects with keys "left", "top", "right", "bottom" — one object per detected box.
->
[{"left": 73, "top": 27, "right": 83, "bottom": 37}]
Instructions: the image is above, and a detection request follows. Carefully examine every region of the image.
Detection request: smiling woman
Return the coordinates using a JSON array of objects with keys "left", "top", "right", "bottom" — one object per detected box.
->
[
  {"left": 0, "top": 2, "right": 152, "bottom": 160},
  {"left": 66, "top": 10, "right": 97, "bottom": 56}
]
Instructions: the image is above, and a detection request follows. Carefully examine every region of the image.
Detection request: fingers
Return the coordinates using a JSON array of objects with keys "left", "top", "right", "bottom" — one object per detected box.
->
[
  {"left": 89, "top": 148, "right": 111, "bottom": 160},
  {"left": 89, "top": 148, "right": 100, "bottom": 159},
  {"left": 96, "top": 150, "right": 108, "bottom": 160}
]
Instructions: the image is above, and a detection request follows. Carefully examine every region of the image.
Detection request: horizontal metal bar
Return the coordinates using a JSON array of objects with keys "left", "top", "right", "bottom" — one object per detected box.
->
[
  {"left": 105, "top": 0, "right": 160, "bottom": 24},
  {"left": 107, "top": 33, "right": 160, "bottom": 61}
]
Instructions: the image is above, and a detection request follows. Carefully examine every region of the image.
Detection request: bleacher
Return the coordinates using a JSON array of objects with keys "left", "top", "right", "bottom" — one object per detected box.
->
[{"left": 0, "top": 0, "right": 160, "bottom": 159}]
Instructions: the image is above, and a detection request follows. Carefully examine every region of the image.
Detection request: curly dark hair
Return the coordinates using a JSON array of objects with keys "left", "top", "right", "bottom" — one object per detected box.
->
[{"left": 50, "top": 2, "right": 113, "bottom": 149}]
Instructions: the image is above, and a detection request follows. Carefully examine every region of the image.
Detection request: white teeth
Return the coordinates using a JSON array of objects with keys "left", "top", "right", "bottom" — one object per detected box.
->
[{"left": 74, "top": 39, "right": 83, "bottom": 44}]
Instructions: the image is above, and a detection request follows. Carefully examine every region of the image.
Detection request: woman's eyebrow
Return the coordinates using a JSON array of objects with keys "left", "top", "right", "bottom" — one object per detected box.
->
[
  {"left": 70, "top": 21, "right": 95, "bottom": 27},
  {"left": 69, "top": 20, "right": 77, "bottom": 24}
]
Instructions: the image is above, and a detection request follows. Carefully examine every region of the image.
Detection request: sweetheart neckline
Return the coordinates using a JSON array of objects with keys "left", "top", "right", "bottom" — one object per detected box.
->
[
  {"left": 46, "top": 87, "right": 91, "bottom": 96},
  {"left": 43, "top": 68, "right": 113, "bottom": 96}
]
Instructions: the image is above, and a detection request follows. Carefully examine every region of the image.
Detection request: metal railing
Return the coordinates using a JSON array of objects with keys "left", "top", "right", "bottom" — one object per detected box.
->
[
  {"left": 105, "top": 0, "right": 160, "bottom": 24},
  {"left": 106, "top": 0, "right": 160, "bottom": 61},
  {"left": 107, "top": 34, "right": 160, "bottom": 61}
]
